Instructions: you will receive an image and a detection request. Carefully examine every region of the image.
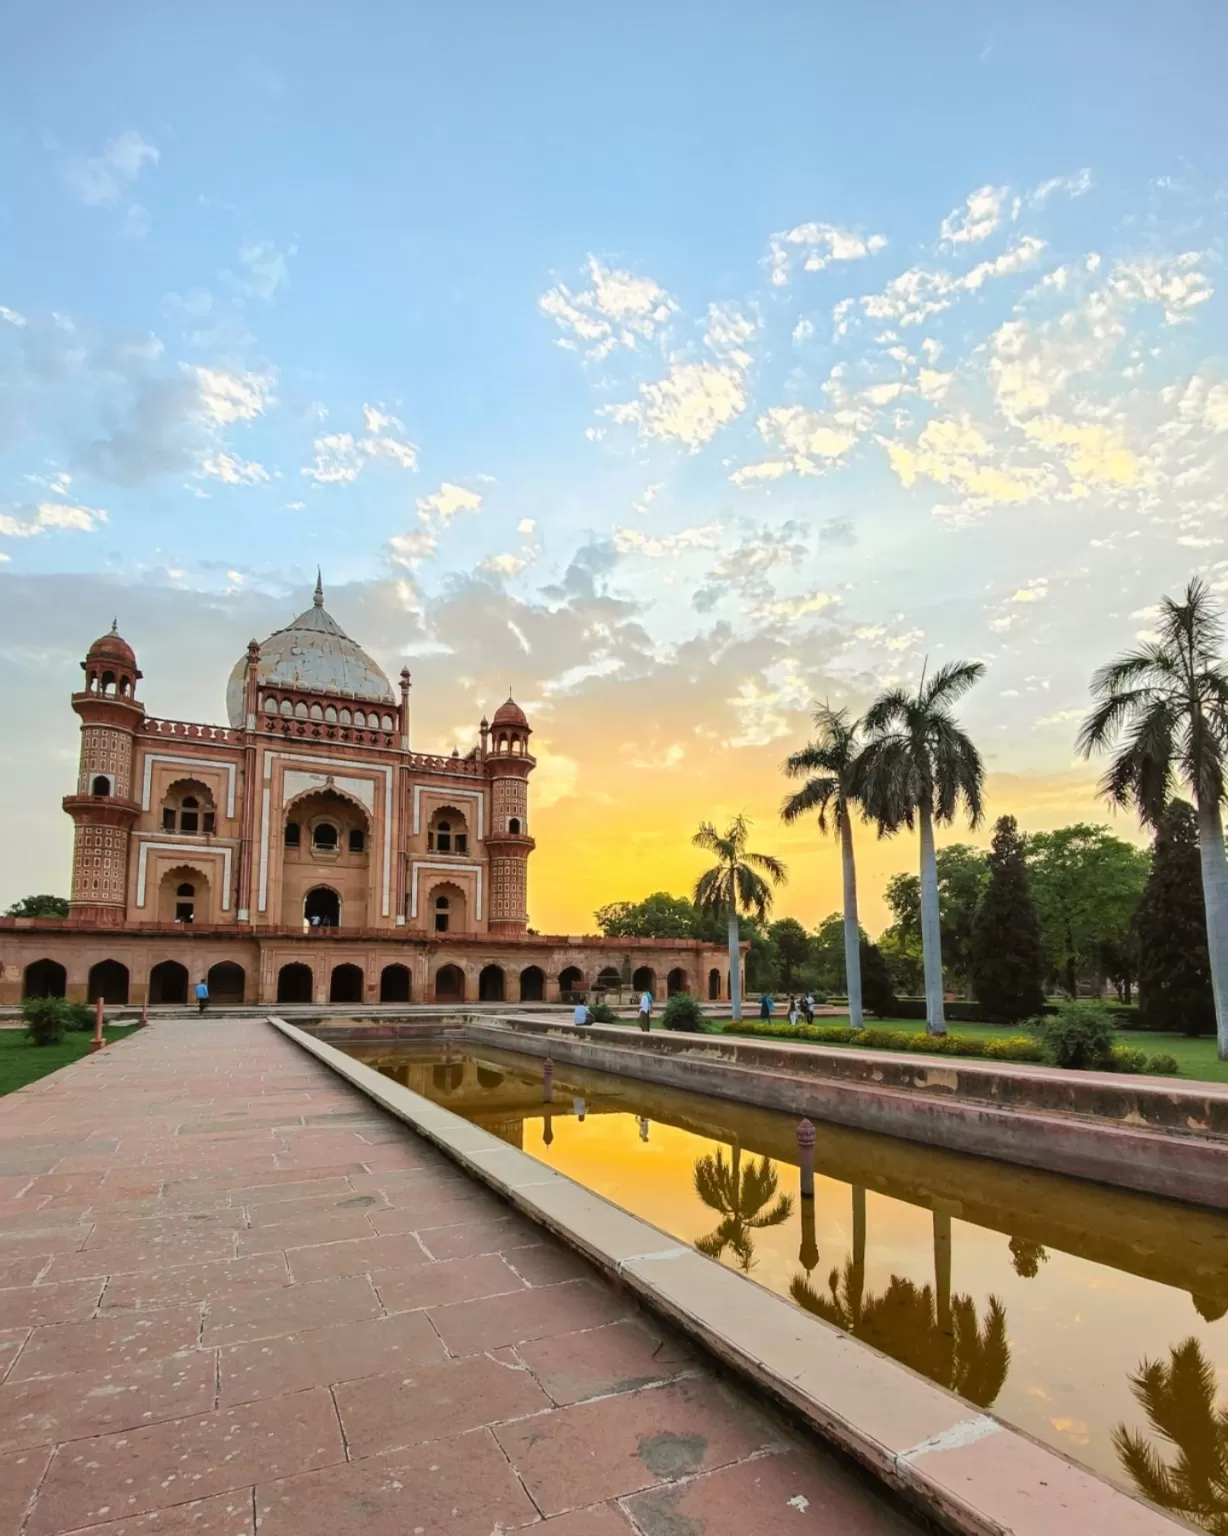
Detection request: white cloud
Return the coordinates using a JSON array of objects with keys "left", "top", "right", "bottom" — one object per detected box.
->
[
  {"left": 192, "top": 367, "right": 275, "bottom": 426},
  {"left": 1035, "top": 707, "right": 1084, "bottom": 727},
  {"left": 236, "top": 240, "right": 292, "bottom": 300},
  {"left": 417, "top": 482, "right": 482, "bottom": 524},
  {"left": 480, "top": 551, "right": 531, "bottom": 575},
  {"left": 940, "top": 185, "right": 1007, "bottom": 247},
  {"left": 792, "top": 317, "right": 815, "bottom": 343},
  {"left": 766, "top": 222, "right": 887, "bottom": 287},
  {"left": 613, "top": 522, "right": 723, "bottom": 558},
  {"left": 1010, "top": 578, "right": 1049, "bottom": 603},
  {"left": 605, "top": 359, "right": 748, "bottom": 452},
  {"left": 1109, "top": 253, "right": 1213, "bottom": 324},
  {"left": 633, "top": 483, "right": 664, "bottom": 515},
  {"left": 1029, "top": 169, "right": 1092, "bottom": 206},
  {"left": 732, "top": 404, "right": 862, "bottom": 485},
  {"left": 539, "top": 256, "right": 676, "bottom": 360},
  {"left": 0, "top": 305, "right": 24, "bottom": 327},
  {"left": 847, "top": 236, "right": 1046, "bottom": 331},
  {"left": 516, "top": 517, "right": 537, "bottom": 535},
  {"left": 66, "top": 131, "right": 159, "bottom": 207},
  {"left": 200, "top": 452, "right": 269, "bottom": 486},
  {"left": 302, "top": 404, "right": 418, "bottom": 483},
  {"left": 0, "top": 501, "right": 106, "bottom": 538},
  {"left": 387, "top": 482, "right": 483, "bottom": 570}
]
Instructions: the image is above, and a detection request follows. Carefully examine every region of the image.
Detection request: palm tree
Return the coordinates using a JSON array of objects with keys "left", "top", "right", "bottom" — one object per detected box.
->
[
  {"left": 693, "top": 814, "right": 787, "bottom": 1022},
  {"left": 693, "top": 1146, "right": 793, "bottom": 1271},
  {"left": 1113, "top": 1337, "right": 1228, "bottom": 1534},
  {"left": 1078, "top": 578, "right": 1228, "bottom": 1060},
  {"left": 782, "top": 706, "right": 866, "bottom": 1029},
  {"left": 859, "top": 661, "right": 986, "bottom": 1034}
]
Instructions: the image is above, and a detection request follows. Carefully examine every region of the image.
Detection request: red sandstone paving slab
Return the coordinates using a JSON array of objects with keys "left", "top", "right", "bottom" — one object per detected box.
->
[
  {"left": 0, "top": 1252, "right": 52, "bottom": 1288},
  {"left": 429, "top": 1277, "right": 634, "bottom": 1357},
  {"left": 201, "top": 1274, "right": 382, "bottom": 1347},
  {"left": 623, "top": 1447, "right": 919, "bottom": 1535},
  {"left": 239, "top": 1189, "right": 386, "bottom": 1226},
  {"left": 27, "top": 1386, "right": 345, "bottom": 1536},
  {"left": 11, "top": 1307, "right": 204, "bottom": 1381},
  {"left": 415, "top": 1212, "right": 544, "bottom": 1261},
  {"left": 57, "top": 1488, "right": 256, "bottom": 1534},
  {"left": 50, "top": 1232, "right": 240, "bottom": 1280},
  {"left": 0, "top": 1326, "right": 30, "bottom": 1383},
  {"left": 21, "top": 1173, "right": 111, "bottom": 1201},
  {"left": 502, "top": 1243, "right": 595, "bottom": 1289},
  {"left": 0, "top": 1225, "right": 93, "bottom": 1256},
  {"left": 0, "top": 1443, "right": 53, "bottom": 1533},
  {"left": 0, "top": 1277, "right": 104, "bottom": 1328},
  {"left": 365, "top": 1195, "right": 502, "bottom": 1236},
  {"left": 493, "top": 1376, "right": 785, "bottom": 1516},
  {"left": 84, "top": 1210, "right": 249, "bottom": 1244},
  {"left": 537, "top": 1506, "right": 636, "bottom": 1535},
  {"left": 218, "top": 1309, "right": 446, "bottom": 1405},
  {"left": 100, "top": 1254, "right": 292, "bottom": 1313},
  {"left": 335, "top": 1348, "right": 552, "bottom": 1457},
  {"left": 516, "top": 1320, "right": 696, "bottom": 1407},
  {"left": 282, "top": 1231, "right": 431, "bottom": 1284},
  {"left": 371, "top": 1252, "right": 527, "bottom": 1313},
  {"left": 254, "top": 1425, "right": 538, "bottom": 1535},
  {"left": 234, "top": 1211, "right": 378, "bottom": 1256},
  {"left": 217, "top": 1174, "right": 356, "bottom": 1204},
  {"left": 0, "top": 1348, "right": 218, "bottom": 1452}
]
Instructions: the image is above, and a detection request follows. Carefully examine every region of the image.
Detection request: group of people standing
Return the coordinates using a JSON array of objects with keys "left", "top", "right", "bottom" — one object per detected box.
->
[{"left": 758, "top": 991, "right": 815, "bottom": 1024}]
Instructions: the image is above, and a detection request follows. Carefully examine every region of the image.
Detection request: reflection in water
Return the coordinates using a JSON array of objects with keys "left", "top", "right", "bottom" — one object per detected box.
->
[
  {"left": 693, "top": 1145, "right": 793, "bottom": 1272},
  {"left": 351, "top": 1039, "right": 1228, "bottom": 1498},
  {"left": 1113, "top": 1339, "right": 1228, "bottom": 1534}
]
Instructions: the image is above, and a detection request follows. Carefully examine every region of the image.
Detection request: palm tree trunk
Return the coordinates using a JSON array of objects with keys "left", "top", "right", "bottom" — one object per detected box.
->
[
  {"left": 1196, "top": 798, "right": 1228, "bottom": 1061},
  {"left": 933, "top": 1208, "right": 952, "bottom": 1337},
  {"left": 840, "top": 815, "right": 864, "bottom": 1029},
  {"left": 918, "top": 802, "right": 947, "bottom": 1035},
  {"left": 728, "top": 909, "right": 743, "bottom": 1022}
]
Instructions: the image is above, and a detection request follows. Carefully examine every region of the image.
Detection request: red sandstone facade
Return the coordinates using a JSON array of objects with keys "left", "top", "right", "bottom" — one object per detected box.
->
[{"left": 0, "top": 586, "right": 734, "bottom": 1008}]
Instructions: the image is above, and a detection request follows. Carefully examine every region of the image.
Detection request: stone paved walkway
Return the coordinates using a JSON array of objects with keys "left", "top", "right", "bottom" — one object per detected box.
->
[{"left": 0, "top": 1018, "right": 921, "bottom": 1535}]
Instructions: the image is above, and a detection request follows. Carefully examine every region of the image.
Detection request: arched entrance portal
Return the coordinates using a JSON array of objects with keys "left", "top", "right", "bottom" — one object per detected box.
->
[
  {"left": 558, "top": 966, "right": 584, "bottom": 999},
  {"left": 595, "top": 967, "right": 622, "bottom": 993},
  {"left": 434, "top": 964, "right": 464, "bottom": 1002},
  {"left": 519, "top": 966, "right": 544, "bottom": 1002},
  {"left": 667, "top": 967, "right": 689, "bottom": 996},
  {"left": 150, "top": 960, "right": 189, "bottom": 1006},
  {"left": 708, "top": 968, "right": 721, "bottom": 1000},
  {"left": 207, "top": 962, "right": 246, "bottom": 1004},
  {"left": 380, "top": 964, "right": 411, "bottom": 1003},
  {"left": 632, "top": 966, "right": 655, "bottom": 995},
  {"left": 277, "top": 963, "right": 314, "bottom": 1004},
  {"left": 88, "top": 960, "right": 129, "bottom": 1005},
  {"left": 478, "top": 965, "right": 505, "bottom": 1002},
  {"left": 330, "top": 964, "right": 364, "bottom": 1004},
  {"left": 304, "top": 887, "right": 340, "bottom": 928},
  {"left": 23, "top": 959, "right": 66, "bottom": 999}
]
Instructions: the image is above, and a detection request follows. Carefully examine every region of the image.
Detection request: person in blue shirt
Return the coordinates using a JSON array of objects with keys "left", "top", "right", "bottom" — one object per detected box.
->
[{"left": 195, "top": 979, "right": 209, "bottom": 1014}]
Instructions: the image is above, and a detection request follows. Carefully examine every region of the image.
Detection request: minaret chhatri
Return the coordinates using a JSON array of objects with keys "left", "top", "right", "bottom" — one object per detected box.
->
[
  {"left": 63, "top": 622, "right": 144, "bottom": 926},
  {"left": 483, "top": 695, "right": 535, "bottom": 936}
]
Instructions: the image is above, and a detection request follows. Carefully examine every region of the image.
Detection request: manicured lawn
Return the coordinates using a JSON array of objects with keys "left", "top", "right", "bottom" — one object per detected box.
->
[
  {"left": 725, "top": 1014, "right": 1228, "bottom": 1085},
  {"left": 0, "top": 1026, "right": 139, "bottom": 1097}
]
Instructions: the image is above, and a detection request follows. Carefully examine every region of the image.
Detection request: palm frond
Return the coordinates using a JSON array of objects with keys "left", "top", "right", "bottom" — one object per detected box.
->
[{"left": 922, "top": 659, "right": 986, "bottom": 707}]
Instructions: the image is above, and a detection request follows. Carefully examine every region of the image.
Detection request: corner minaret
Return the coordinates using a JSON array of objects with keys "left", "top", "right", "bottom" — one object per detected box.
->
[
  {"left": 483, "top": 695, "right": 535, "bottom": 936},
  {"left": 63, "top": 623, "right": 144, "bottom": 925}
]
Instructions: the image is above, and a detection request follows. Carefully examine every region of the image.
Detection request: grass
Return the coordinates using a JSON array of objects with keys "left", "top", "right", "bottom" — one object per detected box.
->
[
  {"left": 724, "top": 1014, "right": 1228, "bottom": 1085},
  {"left": 0, "top": 1025, "right": 139, "bottom": 1097}
]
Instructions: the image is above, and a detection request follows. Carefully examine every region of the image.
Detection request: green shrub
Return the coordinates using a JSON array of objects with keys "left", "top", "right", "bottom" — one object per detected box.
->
[
  {"left": 1028, "top": 1002, "right": 1116, "bottom": 1070},
  {"left": 21, "top": 996, "right": 69, "bottom": 1046},
  {"left": 1145, "top": 1052, "right": 1180, "bottom": 1076},
  {"left": 725, "top": 1019, "right": 1045, "bottom": 1062},
  {"left": 984, "top": 1036, "right": 1046, "bottom": 1062},
  {"left": 662, "top": 994, "right": 707, "bottom": 1032},
  {"left": 588, "top": 1001, "right": 617, "bottom": 1024},
  {"left": 1110, "top": 1044, "right": 1149, "bottom": 1074},
  {"left": 62, "top": 1001, "right": 94, "bottom": 1032}
]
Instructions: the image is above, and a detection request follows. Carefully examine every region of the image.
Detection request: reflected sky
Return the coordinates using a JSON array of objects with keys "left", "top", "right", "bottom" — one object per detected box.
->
[{"left": 352, "top": 1040, "right": 1228, "bottom": 1512}]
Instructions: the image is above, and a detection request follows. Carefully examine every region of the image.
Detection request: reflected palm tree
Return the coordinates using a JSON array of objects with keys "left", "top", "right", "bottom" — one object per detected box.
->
[
  {"left": 792, "top": 1267, "right": 1010, "bottom": 1408},
  {"left": 693, "top": 1145, "right": 792, "bottom": 1272},
  {"left": 1009, "top": 1237, "right": 1049, "bottom": 1279},
  {"left": 1113, "top": 1338, "right": 1228, "bottom": 1535}
]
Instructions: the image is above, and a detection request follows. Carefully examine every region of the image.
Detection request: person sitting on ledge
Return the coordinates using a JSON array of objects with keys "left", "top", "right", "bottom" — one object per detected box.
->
[{"left": 573, "top": 1000, "right": 593, "bottom": 1027}]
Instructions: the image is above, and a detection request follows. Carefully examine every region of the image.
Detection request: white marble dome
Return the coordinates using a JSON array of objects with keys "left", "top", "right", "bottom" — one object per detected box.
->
[{"left": 226, "top": 579, "right": 395, "bottom": 727}]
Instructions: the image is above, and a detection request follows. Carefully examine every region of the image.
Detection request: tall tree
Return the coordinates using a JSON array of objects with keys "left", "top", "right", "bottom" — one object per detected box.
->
[
  {"left": 859, "top": 662, "right": 987, "bottom": 1034},
  {"left": 594, "top": 892, "right": 703, "bottom": 939},
  {"left": 692, "top": 815, "right": 787, "bottom": 1022},
  {"left": 767, "top": 918, "right": 811, "bottom": 991},
  {"left": 4, "top": 894, "right": 69, "bottom": 918},
  {"left": 971, "top": 816, "right": 1045, "bottom": 1023},
  {"left": 781, "top": 706, "right": 867, "bottom": 1028},
  {"left": 1136, "top": 800, "right": 1216, "bottom": 1036},
  {"left": 1079, "top": 578, "right": 1228, "bottom": 1060},
  {"left": 1025, "top": 825, "right": 1150, "bottom": 997},
  {"left": 885, "top": 848, "right": 988, "bottom": 994}
]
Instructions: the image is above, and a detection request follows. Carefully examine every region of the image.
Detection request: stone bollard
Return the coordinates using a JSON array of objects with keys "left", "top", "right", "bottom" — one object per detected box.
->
[
  {"left": 140, "top": 999, "right": 149, "bottom": 1028},
  {"left": 90, "top": 997, "right": 105, "bottom": 1053},
  {"left": 542, "top": 1057, "right": 554, "bottom": 1103},
  {"left": 796, "top": 1118, "right": 816, "bottom": 1200}
]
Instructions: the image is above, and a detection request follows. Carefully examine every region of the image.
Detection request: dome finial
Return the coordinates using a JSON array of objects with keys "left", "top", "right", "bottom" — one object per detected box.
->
[
  {"left": 313, "top": 569, "right": 324, "bottom": 607},
  {"left": 110, "top": 617, "right": 119, "bottom": 635}
]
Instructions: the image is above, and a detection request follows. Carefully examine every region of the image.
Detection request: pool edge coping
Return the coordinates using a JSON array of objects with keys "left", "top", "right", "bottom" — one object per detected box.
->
[{"left": 265, "top": 1012, "right": 1187, "bottom": 1536}]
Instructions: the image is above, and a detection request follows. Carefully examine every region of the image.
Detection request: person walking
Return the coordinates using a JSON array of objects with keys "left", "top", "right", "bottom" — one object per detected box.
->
[
  {"left": 195, "top": 978, "right": 209, "bottom": 1015},
  {"left": 788, "top": 994, "right": 799, "bottom": 1026},
  {"left": 803, "top": 992, "right": 815, "bottom": 1025},
  {"left": 638, "top": 989, "right": 653, "bottom": 1032},
  {"left": 758, "top": 992, "right": 772, "bottom": 1020}
]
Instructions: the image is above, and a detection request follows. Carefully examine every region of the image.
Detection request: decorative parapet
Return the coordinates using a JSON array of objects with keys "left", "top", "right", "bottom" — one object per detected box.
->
[{"left": 143, "top": 718, "right": 241, "bottom": 744}]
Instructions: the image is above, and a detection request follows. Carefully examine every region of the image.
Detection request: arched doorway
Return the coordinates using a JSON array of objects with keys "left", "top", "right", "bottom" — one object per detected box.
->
[
  {"left": 88, "top": 959, "right": 129, "bottom": 1005},
  {"left": 277, "top": 963, "right": 314, "bottom": 1004},
  {"left": 380, "top": 964, "right": 411, "bottom": 1003},
  {"left": 667, "top": 967, "right": 689, "bottom": 996},
  {"left": 23, "top": 959, "right": 66, "bottom": 999},
  {"left": 519, "top": 965, "right": 544, "bottom": 1002},
  {"left": 150, "top": 960, "right": 189, "bottom": 1005},
  {"left": 207, "top": 962, "right": 245, "bottom": 1004},
  {"left": 595, "top": 966, "right": 621, "bottom": 993},
  {"left": 558, "top": 966, "right": 583, "bottom": 999},
  {"left": 708, "top": 968, "right": 721, "bottom": 1000},
  {"left": 478, "top": 965, "right": 505, "bottom": 1002},
  {"left": 304, "top": 887, "right": 340, "bottom": 928},
  {"left": 330, "top": 964, "right": 364, "bottom": 1003},
  {"left": 434, "top": 964, "right": 465, "bottom": 1002},
  {"left": 632, "top": 966, "right": 655, "bottom": 995}
]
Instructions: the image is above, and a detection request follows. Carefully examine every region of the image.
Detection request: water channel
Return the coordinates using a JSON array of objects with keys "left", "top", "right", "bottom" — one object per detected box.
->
[{"left": 343, "top": 1037, "right": 1228, "bottom": 1530}]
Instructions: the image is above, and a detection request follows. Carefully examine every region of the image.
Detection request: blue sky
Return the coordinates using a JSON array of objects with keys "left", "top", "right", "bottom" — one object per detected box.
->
[{"left": 2, "top": 3, "right": 1227, "bottom": 925}]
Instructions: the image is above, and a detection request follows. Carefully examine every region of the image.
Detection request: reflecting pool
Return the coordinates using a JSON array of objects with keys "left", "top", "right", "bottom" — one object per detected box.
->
[{"left": 346, "top": 1039, "right": 1228, "bottom": 1528}]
